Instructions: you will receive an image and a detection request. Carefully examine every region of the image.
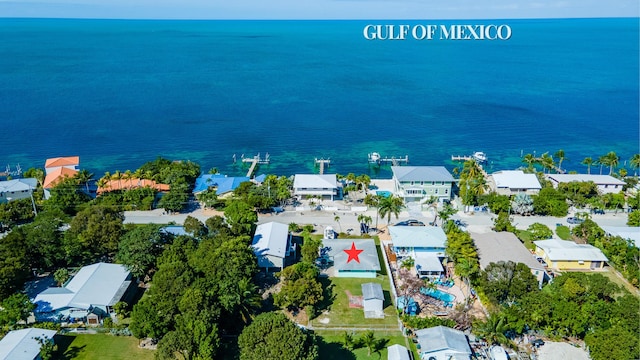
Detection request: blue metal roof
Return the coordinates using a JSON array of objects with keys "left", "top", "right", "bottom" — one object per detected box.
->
[{"left": 193, "top": 174, "right": 250, "bottom": 195}]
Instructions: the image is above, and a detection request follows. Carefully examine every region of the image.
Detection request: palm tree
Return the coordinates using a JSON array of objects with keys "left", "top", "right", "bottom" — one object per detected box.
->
[
  {"left": 75, "top": 169, "right": 93, "bottom": 194},
  {"left": 597, "top": 155, "right": 609, "bottom": 175},
  {"left": 364, "top": 194, "right": 380, "bottom": 228},
  {"left": 454, "top": 257, "right": 478, "bottom": 305},
  {"left": 605, "top": 151, "right": 620, "bottom": 175},
  {"left": 360, "top": 330, "right": 377, "bottom": 356},
  {"left": 581, "top": 157, "right": 594, "bottom": 174},
  {"left": 539, "top": 152, "right": 555, "bottom": 174},
  {"left": 113, "top": 170, "right": 123, "bottom": 190},
  {"left": 554, "top": 149, "right": 567, "bottom": 172},
  {"left": 356, "top": 174, "right": 371, "bottom": 191},
  {"left": 522, "top": 153, "right": 536, "bottom": 170},
  {"left": 334, "top": 215, "right": 342, "bottom": 233},
  {"left": 630, "top": 154, "right": 640, "bottom": 177},
  {"left": 473, "top": 313, "right": 510, "bottom": 346},
  {"left": 99, "top": 171, "right": 112, "bottom": 191},
  {"left": 378, "top": 195, "right": 405, "bottom": 225},
  {"left": 235, "top": 278, "right": 262, "bottom": 324}
]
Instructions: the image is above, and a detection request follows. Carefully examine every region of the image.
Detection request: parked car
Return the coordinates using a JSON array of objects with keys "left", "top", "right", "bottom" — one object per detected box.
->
[
  {"left": 592, "top": 209, "right": 605, "bottom": 215},
  {"left": 567, "top": 217, "right": 585, "bottom": 224},
  {"left": 395, "top": 219, "right": 425, "bottom": 226},
  {"left": 531, "top": 339, "right": 545, "bottom": 347}
]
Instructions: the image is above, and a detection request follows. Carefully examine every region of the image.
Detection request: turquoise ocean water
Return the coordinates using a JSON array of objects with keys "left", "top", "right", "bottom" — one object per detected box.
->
[{"left": 0, "top": 18, "right": 638, "bottom": 177}]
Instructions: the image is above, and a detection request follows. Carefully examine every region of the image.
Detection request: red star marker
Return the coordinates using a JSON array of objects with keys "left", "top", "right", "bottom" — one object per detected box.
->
[{"left": 344, "top": 242, "right": 364, "bottom": 264}]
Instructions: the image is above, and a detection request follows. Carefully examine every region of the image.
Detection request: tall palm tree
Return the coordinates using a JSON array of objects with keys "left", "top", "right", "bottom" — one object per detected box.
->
[
  {"left": 473, "top": 313, "right": 510, "bottom": 346},
  {"left": 539, "top": 152, "right": 555, "bottom": 174},
  {"left": 597, "top": 155, "right": 609, "bottom": 175},
  {"left": 334, "top": 215, "right": 342, "bottom": 233},
  {"left": 99, "top": 171, "right": 112, "bottom": 191},
  {"left": 364, "top": 194, "right": 380, "bottom": 228},
  {"left": 581, "top": 157, "right": 594, "bottom": 174},
  {"left": 554, "top": 149, "right": 567, "bottom": 172},
  {"left": 235, "top": 278, "right": 262, "bottom": 324},
  {"left": 75, "top": 169, "right": 93, "bottom": 194},
  {"left": 454, "top": 257, "right": 478, "bottom": 304},
  {"left": 630, "top": 154, "right": 640, "bottom": 177},
  {"left": 113, "top": 170, "right": 123, "bottom": 190},
  {"left": 522, "top": 153, "right": 536, "bottom": 170},
  {"left": 378, "top": 195, "right": 405, "bottom": 225},
  {"left": 605, "top": 151, "right": 620, "bottom": 175}
]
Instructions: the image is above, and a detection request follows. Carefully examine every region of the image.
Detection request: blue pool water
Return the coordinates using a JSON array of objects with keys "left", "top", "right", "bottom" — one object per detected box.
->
[
  {"left": 421, "top": 287, "right": 456, "bottom": 303},
  {"left": 376, "top": 190, "right": 392, "bottom": 198}
]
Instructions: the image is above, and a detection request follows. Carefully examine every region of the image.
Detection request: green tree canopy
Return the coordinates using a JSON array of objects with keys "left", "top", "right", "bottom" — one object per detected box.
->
[
  {"left": 224, "top": 200, "right": 258, "bottom": 236},
  {"left": 479, "top": 261, "right": 538, "bottom": 305},
  {"left": 238, "top": 312, "right": 319, "bottom": 360},
  {"left": 115, "top": 224, "right": 172, "bottom": 278},
  {"left": 63, "top": 205, "right": 124, "bottom": 264},
  {"left": 274, "top": 262, "right": 323, "bottom": 311}
]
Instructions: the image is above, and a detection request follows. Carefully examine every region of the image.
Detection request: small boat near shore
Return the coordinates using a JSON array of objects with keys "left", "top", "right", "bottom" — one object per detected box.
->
[{"left": 451, "top": 152, "right": 488, "bottom": 163}]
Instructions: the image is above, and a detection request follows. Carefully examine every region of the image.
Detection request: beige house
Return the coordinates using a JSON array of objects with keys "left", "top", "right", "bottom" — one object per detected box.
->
[{"left": 545, "top": 174, "right": 625, "bottom": 195}]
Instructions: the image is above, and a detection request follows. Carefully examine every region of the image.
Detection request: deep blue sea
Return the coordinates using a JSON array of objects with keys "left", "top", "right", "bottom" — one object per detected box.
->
[{"left": 0, "top": 18, "right": 638, "bottom": 178}]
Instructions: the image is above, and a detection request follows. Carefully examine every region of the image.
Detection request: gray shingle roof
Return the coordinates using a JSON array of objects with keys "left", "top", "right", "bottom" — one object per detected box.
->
[
  {"left": 472, "top": 232, "right": 545, "bottom": 271},
  {"left": 361, "top": 282, "right": 384, "bottom": 300},
  {"left": 322, "top": 239, "right": 381, "bottom": 272},
  {"left": 415, "top": 326, "right": 471, "bottom": 356}
]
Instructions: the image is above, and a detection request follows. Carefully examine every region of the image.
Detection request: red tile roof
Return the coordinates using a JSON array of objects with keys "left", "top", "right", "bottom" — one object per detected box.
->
[
  {"left": 97, "top": 178, "right": 170, "bottom": 195},
  {"left": 45, "top": 156, "right": 80, "bottom": 169},
  {"left": 43, "top": 167, "right": 79, "bottom": 189}
]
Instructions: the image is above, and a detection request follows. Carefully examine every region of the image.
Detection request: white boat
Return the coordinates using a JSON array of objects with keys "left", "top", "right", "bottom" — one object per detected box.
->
[
  {"left": 489, "top": 345, "right": 509, "bottom": 360},
  {"left": 473, "top": 151, "right": 488, "bottom": 163},
  {"left": 368, "top": 152, "right": 381, "bottom": 163}
]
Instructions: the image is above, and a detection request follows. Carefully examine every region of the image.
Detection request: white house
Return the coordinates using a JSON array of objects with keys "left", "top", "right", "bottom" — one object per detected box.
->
[
  {"left": 415, "top": 326, "right": 472, "bottom": 360},
  {"left": 44, "top": 156, "right": 79, "bottom": 175},
  {"left": 490, "top": 170, "right": 542, "bottom": 195},
  {"left": 391, "top": 166, "right": 455, "bottom": 203},
  {"left": 251, "top": 222, "right": 294, "bottom": 271},
  {"left": 601, "top": 226, "right": 640, "bottom": 248},
  {"left": 0, "top": 328, "right": 57, "bottom": 360},
  {"left": 33, "top": 263, "right": 137, "bottom": 323},
  {"left": 0, "top": 178, "right": 37, "bottom": 204},
  {"left": 389, "top": 226, "right": 447, "bottom": 279},
  {"left": 293, "top": 174, "right": 339, "bottom": 201},
  {"left": 545, "top": 174, "right": 625, "bottom": 195},
  {"left": 361, "top": 282, "right": 384, "bottom": 319}
]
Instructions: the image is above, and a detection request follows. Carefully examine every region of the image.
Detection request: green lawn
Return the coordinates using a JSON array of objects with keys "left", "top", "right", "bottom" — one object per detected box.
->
[
  {"left": 515, "top": 230, "right": 536, "bottom": 250},
  {"left": 555, "top": 225, "right": 571, "bottom": 240},
  {"left": 312, "top": 276, "right": 399, "bottom": 328},
  {"left": 316, "top": 330, "right": 417, "bottom": 360},
  {"left": 53, "top": 333, "right": 155, "bottom": 360},
  {"left": 584, "top": 269, "right": 640, "bottom": 298}
]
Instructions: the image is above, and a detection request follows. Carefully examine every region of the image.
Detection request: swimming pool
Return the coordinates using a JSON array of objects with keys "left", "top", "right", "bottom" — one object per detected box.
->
[
  {"left": 420, "top": 287, "right": 456, "bottom": 303},
  {"left": 376, "top": 190, "right": 392, "bottom": 198}
]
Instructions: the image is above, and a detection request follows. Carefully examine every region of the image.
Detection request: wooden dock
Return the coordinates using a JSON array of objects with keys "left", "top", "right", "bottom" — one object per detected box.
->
[
  {"left": 368, "top": 154, "right": 409, "bottom": 166},
  {"left": 314, "top": 158, "right": 331, "bottom": 175},
  {"left": 241, "top": 153, "right": 270, "bottom": 177},
  {"left": 451, "top": 155, "right": 475, "bottom": 162}
]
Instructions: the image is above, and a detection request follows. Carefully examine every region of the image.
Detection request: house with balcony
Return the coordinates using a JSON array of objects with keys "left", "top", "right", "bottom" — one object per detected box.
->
[
  {"left": 389, "top": 226, "right": 447, "bottom": 279},
  {"left": 391, "top": 166, "right": 454, "bottom": 203},
  {"left": 489, "top": 170, "right": 542, "bottom": 196},
  {"left": 293, "top": 174, "right": 339, "bottom": 201}
]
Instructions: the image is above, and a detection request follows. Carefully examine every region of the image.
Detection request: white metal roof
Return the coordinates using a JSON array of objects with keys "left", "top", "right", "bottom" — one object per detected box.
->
[
  {"left": 0, "top": 328, "right": 57, "bottom": 360},
  {"left": 387, "top": 344, "right": 410, "bottom": 360},
  {"left": 601, "top": 226, "right": 640, "bottom": 248},
  {"left": 252, "top": 222, "right": 290, "bottom": 259},
  {"left": 293, "top": 174, "right": 337, "bottom": 189},
  {"left": 491, "top": 170, "right": 541, "bottom": 190},
  {"left": 362, "top": 282, "right": 384, "bottom": 300},
  {"left": 534, "top": 239, "right": 609, "bottom": 262},
  {"left": 545, "top": 174, "right": 625, "bottom": 185},
  {"left": 391, "top": 166, "right": 455, "bottom": 182},
  {"left": 0, "top": 178, "right": 38, "bottom": 193},
  {"left": 415, "top": 253, "right": 445, "bottom": 272},
  {"left": 415, "top": 326, "right": 472, "bottom": 356},
  {"left": 389, "top": 226, "right": 447, "bottom": 249},
  {"left": 34, "top": 263, "right": 131, "bottom": 312}
]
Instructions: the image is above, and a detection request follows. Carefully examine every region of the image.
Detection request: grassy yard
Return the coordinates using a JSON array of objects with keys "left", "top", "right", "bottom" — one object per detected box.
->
[
  {"left": 312, "top": 276, "right": 399, "bottom": 328},
  {"left": 53, "top": 333, "right": 155, "bottom": 360},
  {"left": 584, "top": 269, "right": 640, "bottom": 298},
  {"left": 555, "top": 225, "right": 571, "bottom": 240},
  {"left": 515, "top": 230, "right": 536, "bottom": 251},
  {"left": 315, "top": 330, "right": 417, "bottom": 360}
]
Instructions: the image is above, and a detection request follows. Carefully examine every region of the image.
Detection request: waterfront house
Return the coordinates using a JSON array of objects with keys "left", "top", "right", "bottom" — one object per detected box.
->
[
  {"left": 293, "top": 174, "right": 339, "bottom": 201},
  {"left": 361, "top": 282, "right": 384, "bottom": 319},
  {"left": 389, "top": 226, "right": 447, "bottom": 279},
  {"left": 387, "top": 344, "right": 411, "bottom": 360},
  {"left": 193, "top": 174, "right": 250, "bottom": 196},
  {"left": 43, "top": 167, "right": 78, "bottom": 200},
  {"left": 545, "top": 174, "right": 625, "bottom": 195},
  {"left": 414, "top": 325, "right": 472, "bottom": 360},
  {"left": 44, "top": 156, "right": 79, "bottom": 174},
  {"left": 96, "top": 178, "right": 170, "bottom": 195},
  {"left": 33, "top": 263, "right": 137, "bottom": 323},
  {"left": 251, "top": 222, "right": 294, "bottom": 272},
  {"left": 321, "top": 239, "right": 381, "bottom": 278},
  {"left": 0, "top": 328, "right": 57, "bottom": 360},
  {"left": 391, "top": 166, "right": 454, "bottom": 203},
  {"left": 489, "top": 170, "right": 542, "bottom": 196},
  {"left": 0, "top": 178, "right": 37, "bottom": 204},
  {"left": 534, "top": 239, "right": 608, "bottom": 271},
  {"left": 472, "top": 232, "right": 547, "bottom": 287}
]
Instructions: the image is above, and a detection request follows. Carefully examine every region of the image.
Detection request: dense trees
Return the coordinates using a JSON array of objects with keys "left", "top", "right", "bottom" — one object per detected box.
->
[
  {"left": 237, "top": 312, "right": 319, "bottom": 360},
  {"left": 479, "top": 261, "right": 538, "bottom": 305},
  {"left": 532, "top": 187, "right": 568, "bottom": 216},
  {"left": 224, "top": 200, "right": 258, "bottom": 236},
  {"left": 274, "top": 262, "right": 323, "bottom": 311},
  {"left": 115, "top": 224, "right": 173, "bottom": 278},
  {"left": 64, "top": 206, "right": 124, "bottom": 264}
]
